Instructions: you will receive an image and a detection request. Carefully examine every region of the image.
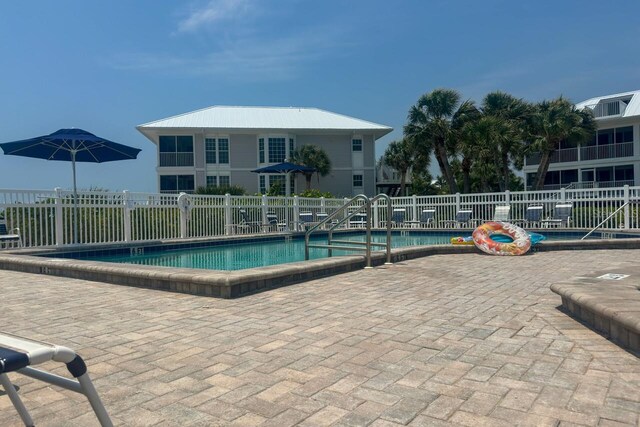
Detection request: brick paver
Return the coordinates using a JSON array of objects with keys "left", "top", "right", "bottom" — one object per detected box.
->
[{"left": 1, "top": 249, "right": 639, "bottom": 426}]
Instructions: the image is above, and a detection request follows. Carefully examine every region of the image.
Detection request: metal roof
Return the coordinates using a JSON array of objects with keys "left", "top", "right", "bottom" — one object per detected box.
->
[
  {"left": 137, "top": 106, "right": 393, "bottom": 139},
  {"left": 575, "top": 89, "right": 640, "bottom": 119}
]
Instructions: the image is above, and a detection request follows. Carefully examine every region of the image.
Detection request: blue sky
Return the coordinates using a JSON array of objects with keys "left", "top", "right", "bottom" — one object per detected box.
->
[{"left": 1, "top": 0, "right": 639, "bottom": 193}]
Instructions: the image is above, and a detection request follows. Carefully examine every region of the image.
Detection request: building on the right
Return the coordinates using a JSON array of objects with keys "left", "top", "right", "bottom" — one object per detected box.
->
[{"left": 523, "top": 89, "right": 640, "bottom": 190}]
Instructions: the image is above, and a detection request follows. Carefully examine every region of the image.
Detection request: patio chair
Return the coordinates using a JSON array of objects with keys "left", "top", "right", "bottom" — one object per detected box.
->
[
  {"left": 407, "top": 208, "right": 436, "bottom": 228},
  {"left": 348, "top": 212, "right": 368, "bottom": 228},
  {"left": 227, "top": 209, "right": 263, "bottom": 234},
  {"left": 0, "top": 222, "right": 21, "bottom": 249},
  {"left": 0, "top": 331, "right": 112, "bottom": 426},
  {"left": 514, "top": 205, "right": 543, "bottom": 227},
  {"left": 296, "top": 212, "right": 316, "bottom": 231},
  {"left": 383, "top": 208, "right": 407, "bottom": 228},
  {"left": 441, "top": 209, "right": 474, "bottom": 228},
  {"left": 493, "top": 205, "right": 511, "bottom": 222},
  {"left": 266, "top": 212, "right": 288, "bottom": 231},
  {"left": 540, "top": 203, "right": 573, "bottom": 227}
]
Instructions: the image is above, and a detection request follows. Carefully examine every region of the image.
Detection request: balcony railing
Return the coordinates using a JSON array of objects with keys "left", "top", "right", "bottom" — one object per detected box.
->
[
  {"left": 581, "top": 142, "right": 634, "bottom": 161},
  {"left": 526, "top": 142, "right": 634, "bottom": 166},
  {"left": 159, "top": 152, "right": 194, "bottom": 167}
]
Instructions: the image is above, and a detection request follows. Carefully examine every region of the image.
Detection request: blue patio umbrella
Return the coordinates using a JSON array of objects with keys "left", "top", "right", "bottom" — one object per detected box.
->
[
  {"left": 0, "top": 128, "right": 141, "bottom": 243},
  {"left": 252, "top": 161, "right": 315, "bottom": 197}
]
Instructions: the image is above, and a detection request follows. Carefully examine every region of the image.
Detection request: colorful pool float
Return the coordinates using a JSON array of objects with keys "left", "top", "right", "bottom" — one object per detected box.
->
[{"left": 471, "top": 221, "right": 532, "bottom": 256}]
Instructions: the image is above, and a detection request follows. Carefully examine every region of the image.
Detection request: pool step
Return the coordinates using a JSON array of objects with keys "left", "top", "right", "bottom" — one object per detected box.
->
[
  {"left": 306, "top": 243, "right": 367, "bottom": 252},
  {"left": 329, "top": 240, "right": 388, "bottom": 247}
]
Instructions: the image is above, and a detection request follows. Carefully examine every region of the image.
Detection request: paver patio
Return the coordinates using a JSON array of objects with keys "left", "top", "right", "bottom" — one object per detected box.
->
[{"left": 1, "top": 249, "right": 639, "bottom": 426}]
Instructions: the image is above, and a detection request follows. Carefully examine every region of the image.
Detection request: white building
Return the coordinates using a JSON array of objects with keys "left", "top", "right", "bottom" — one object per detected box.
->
[
  {"left": 137, "top": 106, "right": 392, "bottom": 196},
  {"left": 523, "top": 89, "right": 640, "bottom": 189}
]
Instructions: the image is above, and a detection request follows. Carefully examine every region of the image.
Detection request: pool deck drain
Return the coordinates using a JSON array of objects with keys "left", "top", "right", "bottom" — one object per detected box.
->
[{"left": 551, "top": 268, "right": 640, "bottom": 353}]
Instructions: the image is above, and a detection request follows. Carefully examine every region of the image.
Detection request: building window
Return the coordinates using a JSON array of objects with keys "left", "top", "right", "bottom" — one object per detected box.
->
[
  {"left": 205, "top": 137, "right": 229, "bottom": 164},
  {"left": 160, "top": 174, "right": 194, "bottom": 193},
  {"left": 159, "top": 135, "right": 193, "bottom": 166},
  {"left": 206, "top": 174, "right": 230, "bottom": 188},
  {"left": 353, "top": 174, "right": 363, "bottom": 188},
  {"left": 352, "top": 138, "right": 362, "bottom": 152},
  {"left": 259, "top": 175, "right": 266, "bottom": 194},
  {"left": 258, "top": 138, "right": 265, "bottom": 163},
  {"left": 615, "top": 126, "right": 633, "bottom": 143},
  {"left": 289, "top": 138, "right": 295, "bottom": 159},
  {"left": 614, "top": 164, "right": 634, "bottom": 182},
  {"left": 268, "top": 137, "right": 286, "bottom": 163}
]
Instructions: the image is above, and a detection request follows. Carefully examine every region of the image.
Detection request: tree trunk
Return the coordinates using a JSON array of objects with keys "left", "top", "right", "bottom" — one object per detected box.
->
[
  {"left": 461, "top": 157, "right": 471, "bottom": 193},
  {"left": 533, "top": 150, "right": 553, "bottom": 190},
  {"left": 434, "top": 141, "right": 458, "bottom": 193},
  {"left": 305, "top": 173, "right": 313, "bottom": 190},
  {"left": 400, "top": 171, "right": 406, "bottom": 196},
  {"left": 500, "top": 151, "right": 510, "bottom": 192}
]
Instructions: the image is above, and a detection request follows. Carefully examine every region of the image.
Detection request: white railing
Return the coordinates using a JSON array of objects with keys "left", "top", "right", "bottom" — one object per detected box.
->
[{"left": 1, "top": 186, "right": 639, "bottom": 248}]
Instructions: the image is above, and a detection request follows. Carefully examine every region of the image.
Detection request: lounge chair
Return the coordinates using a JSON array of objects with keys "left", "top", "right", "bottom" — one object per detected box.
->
[
  {"left": 0, "top": 222, "right": 21, "bottom": 249},
  {"left": 266, "top": 212, "right": 288, "bottom": 231},
  {"left": 441, "top": 209, "right": 474, "bottom": 228},
  {"left": 493, "top": 205, "right": 511, "bottom": 222},
  {"left": 514, "top": 205, "right": 543, "bottom": 227},
  {"left": 0, "top": 331, "right": 112, "bottom": 426},
  {"left": 227, "top": 209, "right": 263, "bottom": 234},
  {"left": 407, "top": 208, "right": 436, "bottom": 228},
  {"left": 348, "top": 212, "right": 368, "bottom": 228},
  {"left": 383, "top": 208, "right": 407, "bottom": 228},
  {"left": 296, "top": 212, "right": 316, "bottom": 231},
  {"left": 540, "top": 203, "right": 573, "bottom": 227}
]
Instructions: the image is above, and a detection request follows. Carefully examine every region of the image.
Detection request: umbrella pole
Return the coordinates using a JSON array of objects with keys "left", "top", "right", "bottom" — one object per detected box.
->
[{"left": 72, "top": 151, "right": 78, "bottom": 245}]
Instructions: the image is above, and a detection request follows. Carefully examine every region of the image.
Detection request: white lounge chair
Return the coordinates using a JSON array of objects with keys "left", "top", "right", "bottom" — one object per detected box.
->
[{"left": 0, "top": 331, "right": 112, "bottom": 426}]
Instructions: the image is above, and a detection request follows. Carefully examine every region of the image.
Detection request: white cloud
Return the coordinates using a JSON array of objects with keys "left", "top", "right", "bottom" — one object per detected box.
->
[
  {"left": 177, "top": 0, "right": 254, "bottom": 33},
  {"left": 108, "top": 24, "right": 349, "bottom": 82}
]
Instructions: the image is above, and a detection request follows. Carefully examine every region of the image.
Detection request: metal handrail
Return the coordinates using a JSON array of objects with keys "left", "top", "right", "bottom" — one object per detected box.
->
[
  {"left": 581, "top": 202, "right": 629, "bottom": 240},
  {"left": 304, "top": 194, "right": 392, "bottom": 267}
]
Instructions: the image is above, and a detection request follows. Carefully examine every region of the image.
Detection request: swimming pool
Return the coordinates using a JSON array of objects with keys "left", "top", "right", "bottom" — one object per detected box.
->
[
  {"left": 1, "top": 229, "right": 639, "bottom": 298},
  {"left": 61, "top": 230, "right": 637, "bottom": 271}
]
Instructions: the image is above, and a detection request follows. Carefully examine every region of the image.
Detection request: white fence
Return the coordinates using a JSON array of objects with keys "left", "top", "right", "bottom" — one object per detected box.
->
[{"left": 1, "top": 186, "right": 639, "bottom": 248}]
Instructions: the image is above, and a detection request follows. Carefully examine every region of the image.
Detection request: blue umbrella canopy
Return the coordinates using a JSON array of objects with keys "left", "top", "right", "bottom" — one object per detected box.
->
[
  {"left": 0, "top": 128, "right": 141, "bottom": 163},
  {"left": 0, "top": 128, "right": 141, "bottom": 244},
  {"left": 252, "top": 161, "right": 315, "bottom": 174}
]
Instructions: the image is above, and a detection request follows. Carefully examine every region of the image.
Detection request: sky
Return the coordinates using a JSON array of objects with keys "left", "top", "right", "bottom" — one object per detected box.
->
[{"left": 1, "top": 0, "right": 639, "bottom": 193}]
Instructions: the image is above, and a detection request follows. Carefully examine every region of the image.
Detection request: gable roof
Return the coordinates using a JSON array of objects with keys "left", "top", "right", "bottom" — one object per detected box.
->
[
  {"left": 137, "top": 106, "right": 393, "bottom": 139},
  {"left": 575, "top": 89, "right": 640, "bottom": 119}
]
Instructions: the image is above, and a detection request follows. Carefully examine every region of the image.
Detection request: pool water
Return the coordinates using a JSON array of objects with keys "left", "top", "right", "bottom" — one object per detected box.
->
[
  {"left": 82, "top": 234, "right": 442, "bottom": 271},
  {"left": 75, "top": 230, "right": 599, "bottom": 271}
]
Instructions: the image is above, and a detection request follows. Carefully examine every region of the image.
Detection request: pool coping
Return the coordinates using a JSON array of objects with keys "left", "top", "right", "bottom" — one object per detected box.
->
[{"left": 1, "top": 235, "right": 640, "bottom": 298}]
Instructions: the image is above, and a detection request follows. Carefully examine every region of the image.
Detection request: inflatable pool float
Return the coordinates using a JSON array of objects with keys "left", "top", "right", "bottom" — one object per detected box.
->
[
  {"left": 450, "top": 236, "right": 474, "bottom": 245},
  {"left": 472, "top": 221, "right": 531, "bottom": 256}
]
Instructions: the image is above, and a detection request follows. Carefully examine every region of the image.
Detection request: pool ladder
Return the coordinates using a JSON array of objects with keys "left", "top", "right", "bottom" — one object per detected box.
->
[
  {"left": 581, "top": 200, "right": 637, "bottom": 240},
  {"left": 304, "top": 194, "right": 393, "bottom": 267}
]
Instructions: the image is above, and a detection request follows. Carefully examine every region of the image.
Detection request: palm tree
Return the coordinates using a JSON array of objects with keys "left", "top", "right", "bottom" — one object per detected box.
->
[
  {"left": 290, "top": 145, "right": 332, "bottom": 190},
  {"left": 528, "top": 97, "right": 596, "bottom": 190},
  {"left": 382, "top": 139, "right": 414, "bottom": 196},
  {"left": 405, "top": 89, "right": 475, "bottom": 194},
  {"left": 481, "top": 91, "right": 531, "bottom": 191}
]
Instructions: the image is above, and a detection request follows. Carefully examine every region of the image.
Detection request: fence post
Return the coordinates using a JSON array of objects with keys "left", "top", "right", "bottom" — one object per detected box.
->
[
  {"left": 224, "top": 194, "right": 232, "bottom": 235},
  {"left": 177, "top": 192, "right": 189, "bottom": 239},
  {"left": 320, "top": 197, "right": 325, "bottom": 213},
  {"left": 560, "top": 187, "right": 566, "bottom": 202},
  {"left": 293, "top": 196, "right": 299, "bottom": 231},
  {"left": 623, "top": 185, "right": 630, "bottom": 229},
  {"left": 261, "top": 195, "right": 268, "bottom": 225},
  {"left": 123, "top": 190, "right": 132, "bottom": 242},
  {"left": 412, "top": 194, "right": 418, "bottom": 222},
  {"left": 504, "top": 190, "right": 510, "bottom": 205},
  {"left": 455, "top": 192, "right": 461, "bottom": 212},
  {"left": 372, "top": 200, "right": 379, "bottom": 227},
  {"left": 54, "top": 187, "right": 64, "bottom": 246}
]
